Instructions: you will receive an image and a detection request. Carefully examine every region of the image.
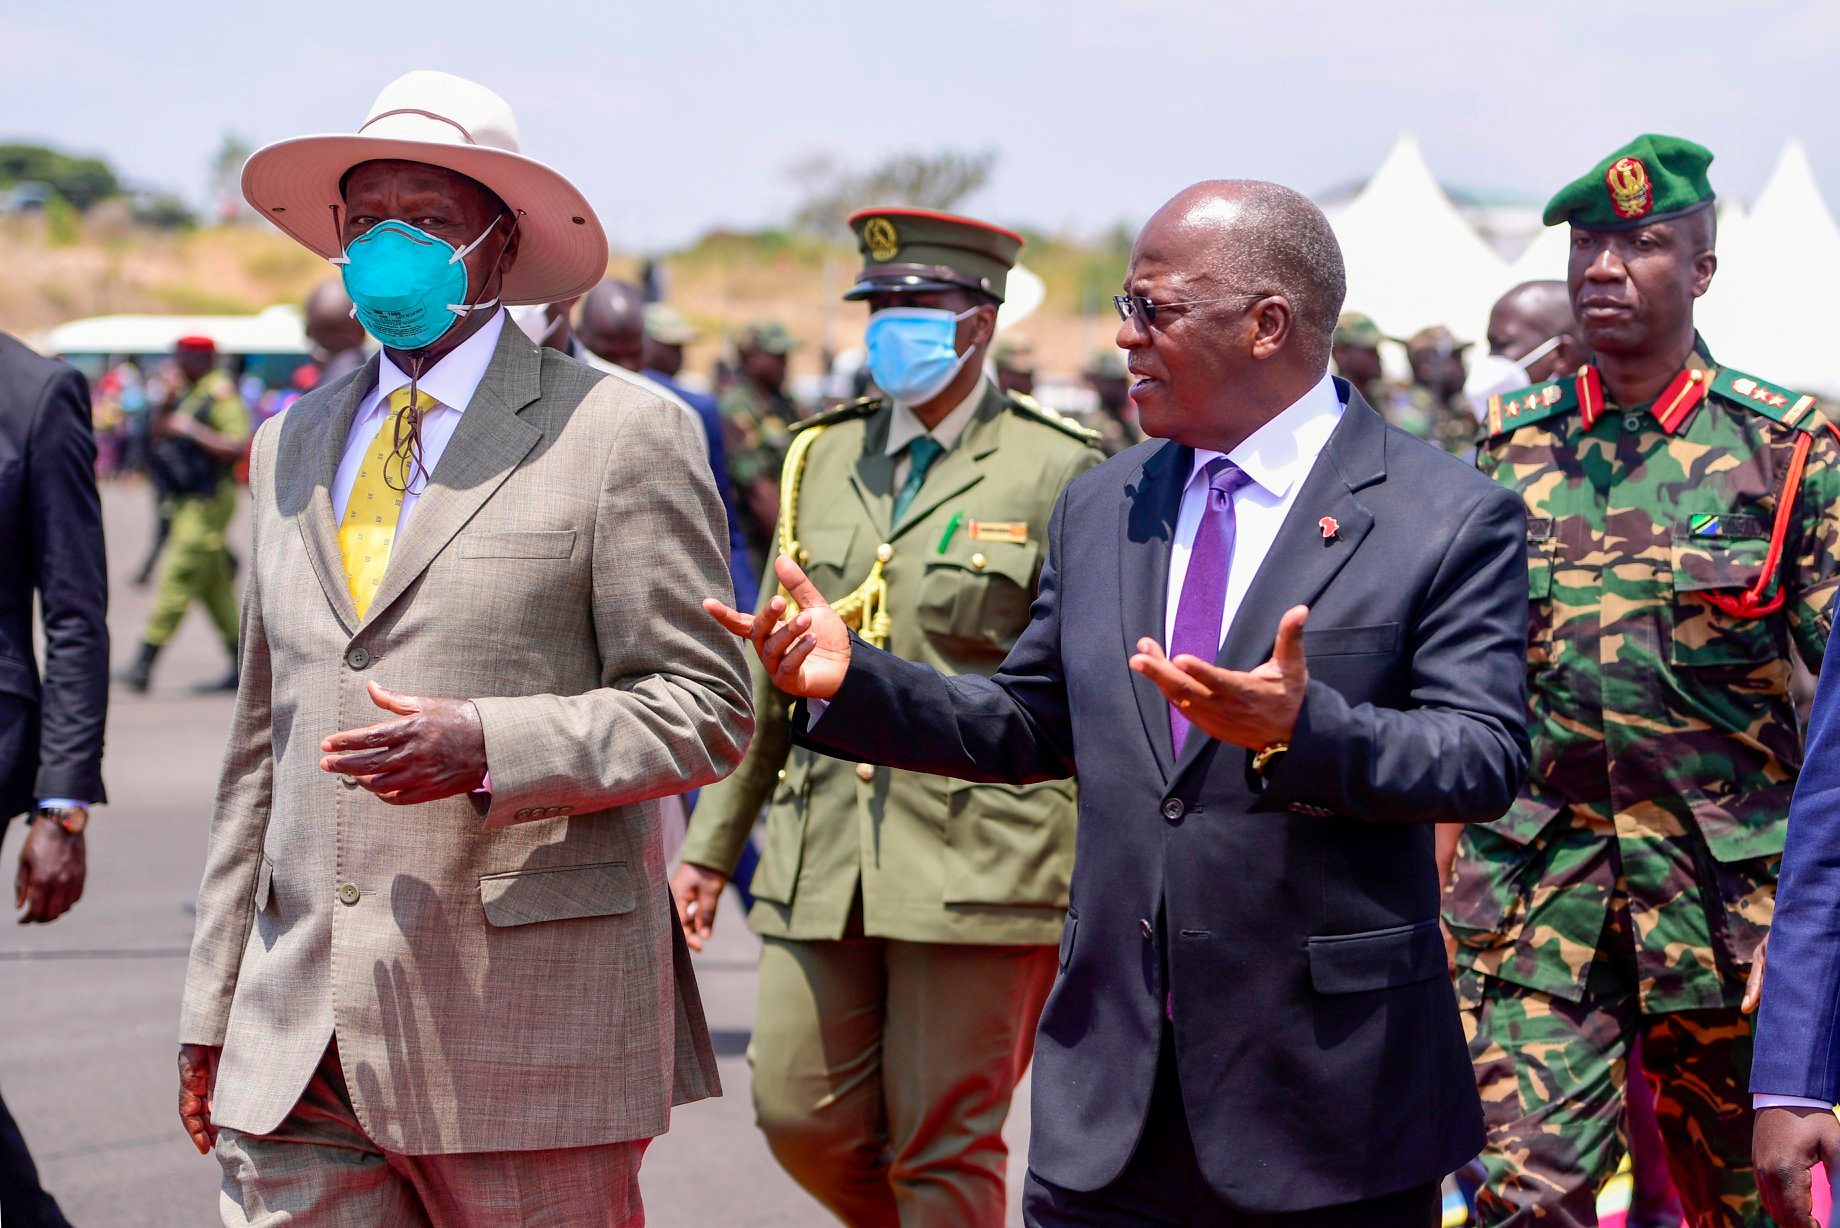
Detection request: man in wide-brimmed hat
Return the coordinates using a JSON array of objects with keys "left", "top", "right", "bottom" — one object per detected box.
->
[{"left": 175, "top": 70, "right": 752, "bottom": 1225}]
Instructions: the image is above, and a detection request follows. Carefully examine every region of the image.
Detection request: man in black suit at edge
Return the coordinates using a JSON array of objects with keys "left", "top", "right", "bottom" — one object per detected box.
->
[
  {"left": 705, "top": 181, "right": 1531, "bottom": 1227},
  {"left": 0, "top": 330, "right": 109, "bottom": 1228}
]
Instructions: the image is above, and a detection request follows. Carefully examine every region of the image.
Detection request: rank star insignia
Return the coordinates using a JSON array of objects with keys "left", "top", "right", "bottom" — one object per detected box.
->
[{"left": 1319, "top": 516, "right": 1339, "bottom": 540}]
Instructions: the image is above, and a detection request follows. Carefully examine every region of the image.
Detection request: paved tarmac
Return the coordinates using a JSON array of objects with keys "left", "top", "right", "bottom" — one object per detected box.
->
[{"left": 1, "top": 481, "right": 1030, "bottom": 1226}]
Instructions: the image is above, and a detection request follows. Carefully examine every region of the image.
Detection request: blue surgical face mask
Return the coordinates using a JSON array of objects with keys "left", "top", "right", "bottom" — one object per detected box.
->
[
  {"left": 332, "top": 216, "right": 505, "bottom": 352},
  {"left": 864, "top": 306, "right": 979, "bottom": 405}
]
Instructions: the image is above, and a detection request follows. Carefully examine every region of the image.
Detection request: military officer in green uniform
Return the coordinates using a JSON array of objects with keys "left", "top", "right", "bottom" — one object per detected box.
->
[
  {"left": 1330, "top": 310, "right": 1404, "bottom": 421},
  {"left": 1442, "top": 135, "right": 1840, "bottom": 1225},
  {"left": 120, "top": 335, "right": 249, "bottom": 693},
  {"left": 1083, "top": 349, "right": 1144, "bottom": 458},
  {"left": 719, "top": 319, "right": 801, "bottom": 574},
  {"left": 1401, "top": 324, "right": 1481, "bottom": 454},
  {"left": 673, "top": 208, "right": 1103, "bottom": 1227}
]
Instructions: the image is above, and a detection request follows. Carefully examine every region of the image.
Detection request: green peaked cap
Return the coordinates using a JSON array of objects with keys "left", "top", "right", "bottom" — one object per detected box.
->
[
  {"left": 1543, "top": 134, "right": 1715, "bottom": 230},
  {"left": 844, "top": 207, "right": 1024, "bottom": 304}
]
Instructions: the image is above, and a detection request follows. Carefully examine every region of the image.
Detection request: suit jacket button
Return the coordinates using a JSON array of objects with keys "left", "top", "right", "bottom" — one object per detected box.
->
[
  {"left": 339, "top": 775, "right": 357, "bottom": 788},
  {"left": 515, "top": 807, "right": 531, "bottom": 819},
  {"left": 337, "top": 882, "right": 360, "bottom": 905},
  {"left": 856, "top": 762, "right": 875, "bottom": 783},
  {"left": 346, "top": 646, "right": 371, "bottom": 670},
  {"left": 1139, "top": 918, "right": 1155, "bottom": 939},
  {"left": 1161, "top": 798, "right": 1185, "bottom": 821}
]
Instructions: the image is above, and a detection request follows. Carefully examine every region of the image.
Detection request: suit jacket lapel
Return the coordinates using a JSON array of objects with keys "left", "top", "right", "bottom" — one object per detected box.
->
[
  {"left": 1171, "top": 390, "right": 1384, "bottom": 778},
  {"left": 1120, "top": 440, "right": 1190, "bottom": 781},
  {"left": 293, "top": 358, "right": 377, "bottom": 635},
  {"left": 888, "top": 385, "right": 1003, "bottom": 542},
  {"left": 362, "top": 326, "right": 544, "bottom": 625}
]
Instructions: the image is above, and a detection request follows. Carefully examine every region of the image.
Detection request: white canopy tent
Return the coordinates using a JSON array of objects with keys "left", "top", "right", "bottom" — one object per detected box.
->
[
  {"left": 1327, "top": 133, "right": 1509, "bottom": 349},
  {"left": 1697, "top": 140, "right": 1840, "bottom": 393}
]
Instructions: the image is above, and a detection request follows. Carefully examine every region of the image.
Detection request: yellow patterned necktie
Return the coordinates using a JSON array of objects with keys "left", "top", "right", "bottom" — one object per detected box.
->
[{"left": 340, "top": 387, "right": 437, "bottom": 618}]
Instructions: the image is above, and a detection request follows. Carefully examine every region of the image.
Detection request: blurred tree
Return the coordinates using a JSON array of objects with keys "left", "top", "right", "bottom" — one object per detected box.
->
[
  {"left": 133, "top": 191, "right": 199, "bottom": 231},
  {"left": 790, "top": 149, "right": 998, "bottom": 234},
  {"left": 0, "top": 143, "right": 122, "bottom": 210},
  {"left": 210, "top": 132, "right": 255, "bottom": 220}
]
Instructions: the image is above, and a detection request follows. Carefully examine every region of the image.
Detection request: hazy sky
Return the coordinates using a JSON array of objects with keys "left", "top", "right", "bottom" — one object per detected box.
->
[{"left": 6, "top": 1, "right": 1838, "bottom": 250}]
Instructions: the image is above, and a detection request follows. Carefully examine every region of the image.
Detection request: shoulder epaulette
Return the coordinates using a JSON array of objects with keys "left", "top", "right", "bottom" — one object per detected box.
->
[
  {"left": 1006, "top": 391, "right": 1101, "bottom": 444},
  {"left": 790, "top": 396, "right": 882, "bottom": 435},
  {"left": 1709, "top": 367, "right": 1823, "bottom": 434},
  {"left": 1485, "top": 377, "right": 1577, "bottom": 438}
]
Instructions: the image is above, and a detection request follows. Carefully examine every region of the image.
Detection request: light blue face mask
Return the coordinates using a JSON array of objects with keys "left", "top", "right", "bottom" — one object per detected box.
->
[
  {"left": 332, "top": 216, "right": 504, "bottom": 351},
  {"left": 864, "top": 306, "right": 979, "bottom": 405}
]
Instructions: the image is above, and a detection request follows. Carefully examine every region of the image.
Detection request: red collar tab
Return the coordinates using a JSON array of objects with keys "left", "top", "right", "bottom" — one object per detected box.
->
[
  {"left": 1575, "top": 365, "right": 1604, "bottom": 430},
  {"left": 1651, "top": 367, "right": 1709, "bottom": 435}
]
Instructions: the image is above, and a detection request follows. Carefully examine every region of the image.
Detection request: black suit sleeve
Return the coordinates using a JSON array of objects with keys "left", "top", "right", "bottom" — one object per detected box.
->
[
  {"left": 29, "top": 365, "right": 108, "bottom": 803},
  {"left": 1253, "top": 482, "right": 1528, "bottom": 825},
  {"left": 794, "top": 489, "right": 1077, "bottom": 783}
]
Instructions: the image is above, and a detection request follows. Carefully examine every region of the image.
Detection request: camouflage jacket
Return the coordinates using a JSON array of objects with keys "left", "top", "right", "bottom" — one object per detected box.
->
[
  {"left": 1445, "top": 338, "right": 1840, "bottom": 1013},
  {"left": 1396, "top": 384, "right": 1480, "bottom": 455},
  {"left": 717, "top": 379, "right": 800, "bottom": 489}
]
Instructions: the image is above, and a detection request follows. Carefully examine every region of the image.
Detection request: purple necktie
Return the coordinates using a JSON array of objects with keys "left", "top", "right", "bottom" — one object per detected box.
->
[{"left": 1168, "top": 458, "right": 1250, "bottom": 753}]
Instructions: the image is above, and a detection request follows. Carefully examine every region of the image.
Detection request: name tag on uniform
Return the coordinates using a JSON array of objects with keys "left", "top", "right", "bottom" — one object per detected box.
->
[{"left": 968, "top": 520, "right": 1029, "bottom": 544}]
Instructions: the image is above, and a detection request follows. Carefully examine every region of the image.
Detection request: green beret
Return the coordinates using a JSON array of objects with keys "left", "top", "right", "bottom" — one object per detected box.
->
[
  {"left": 1543, "top": 134, "right": 1715, "bottom": 231},
  {"left": 1333, "top": 312, "right": 1383, "bottom": 349},
  {"left": 736, "top": 319, "right": 795, "bottom": 355},
  {"left": 844, "top": 207, "right": 1023, "bottom": 304}
]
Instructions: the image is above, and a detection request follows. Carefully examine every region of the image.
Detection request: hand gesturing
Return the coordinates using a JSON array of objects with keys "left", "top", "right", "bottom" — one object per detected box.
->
[{"left": 704, "top": 555, "right": 853, "bottom": 699}]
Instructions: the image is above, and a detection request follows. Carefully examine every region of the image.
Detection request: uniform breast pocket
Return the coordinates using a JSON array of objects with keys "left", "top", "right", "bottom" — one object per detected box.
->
[
  {"left": 917, "top": 538, "right": 1040, "bottom": 660},
  {"left": 1525, "top": 517, "right": 1555, "bottom": 669},
  {"left": 794, "top": 526, "right": 858, "bottom": 591},
  {"left": 1669, "top": 521, "right": 1781, "bottom": 667}
]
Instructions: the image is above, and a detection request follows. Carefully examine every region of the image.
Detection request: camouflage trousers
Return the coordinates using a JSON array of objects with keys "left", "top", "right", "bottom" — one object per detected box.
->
[{"left": 1458, "top": 904, "right": 1766, "bottom": 1227}]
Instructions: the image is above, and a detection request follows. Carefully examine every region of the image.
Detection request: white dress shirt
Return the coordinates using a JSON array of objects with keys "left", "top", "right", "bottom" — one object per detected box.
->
[
  {"left": 331, "top": 309, "right": 506, "bottom": 526},
  {"left": 1164, "top": 373, "right": 1344, "bottom": 653}
]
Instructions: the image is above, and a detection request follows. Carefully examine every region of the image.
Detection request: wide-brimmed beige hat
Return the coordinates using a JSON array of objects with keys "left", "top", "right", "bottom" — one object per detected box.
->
[{"left": 242, "top": 70, "right": 607, "bottom": 306}]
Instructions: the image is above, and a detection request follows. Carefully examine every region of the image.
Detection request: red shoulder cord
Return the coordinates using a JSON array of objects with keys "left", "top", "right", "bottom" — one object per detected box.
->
[{"left": 1700, "top": 428, "right": 1818, "bottom": 618}]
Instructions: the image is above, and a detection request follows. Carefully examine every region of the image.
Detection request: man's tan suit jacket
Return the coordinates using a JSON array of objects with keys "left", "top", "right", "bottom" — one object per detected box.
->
[{"left": 178, "top": 325, "right": 753, "bottom": 1154}]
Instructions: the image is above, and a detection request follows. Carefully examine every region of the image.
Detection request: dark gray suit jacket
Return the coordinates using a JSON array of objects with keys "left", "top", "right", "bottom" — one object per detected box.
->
[
  {"left": 796, "top": 384, "right": 1529, "bottom": 1212},
  {"left": 0, "top": 332, "right": 107, "bottom": 826}
]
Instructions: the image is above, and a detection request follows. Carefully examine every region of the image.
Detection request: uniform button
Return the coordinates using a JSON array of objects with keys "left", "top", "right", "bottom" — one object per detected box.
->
[
  {"left": 1161, "top": 798, "right": 1186, "bottom": 821},
  {"left": 856, "top": 762, "right": 875, "bottom": 783},
  {"left": 346, "top": 646, "right": 371, "bottom": 669},
  {"left": 1139, "top": 918, "right": 1154, "bottom": 939},
  {"left": 339, "top": 775, "right": 357, "bottom": 788},
  {"left": 776, "top": 769, "right": 787, "bottom": 782},
  {"left": 876, "top": 543, "right": 894, "bottom": 563},
  {"left": 797, "top": 548, "right": 811, "bottom": 566},
  {"left": 1622, "top": 414, "right": 1643, "bottom": 433},
  {"left": 337, "top": 882, "right": 360, "bottom": 905},
  {"left": 970, "top": 552, "right": 988, "bottom": 571}
]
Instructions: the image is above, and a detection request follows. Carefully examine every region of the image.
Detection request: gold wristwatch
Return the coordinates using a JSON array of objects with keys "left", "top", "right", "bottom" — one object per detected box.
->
[{"left": 33, "top": 805, "right": 88, "bottom": 835}]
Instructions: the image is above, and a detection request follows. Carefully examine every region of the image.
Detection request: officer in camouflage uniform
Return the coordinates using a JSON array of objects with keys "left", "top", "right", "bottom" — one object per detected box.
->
[
  {"left": 1402, "top": 324, "right": 1481, "bottom": 455},
  {"left": 719, "top": 319, "right": 801, "bottom": 575},
  {"left": 1330, "top": 310, "right": 1392, "bottom": 412},
  {"left": 673, "top": 208, "right": 1103, "bottom": 1227},
  {"left": 119, "top": 336, "right": 249, "bottom": 693},
  {"left": 1443, "top": 134, "right": 1840, "bottom": 1225}
]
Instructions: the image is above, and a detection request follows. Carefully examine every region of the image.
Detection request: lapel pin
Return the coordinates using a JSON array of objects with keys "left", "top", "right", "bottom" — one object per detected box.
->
[{"left": 1319, "top": 516, "right": 1339, "bottom": 541}]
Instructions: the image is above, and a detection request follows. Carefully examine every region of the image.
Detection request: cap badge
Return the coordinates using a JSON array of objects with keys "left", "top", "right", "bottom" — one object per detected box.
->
[
  {"left": 863, "top": 216, "right": 900, "bottom": 262},
  {"left": 1606, "top": 156, "right": 1654, "bottom": 221}
]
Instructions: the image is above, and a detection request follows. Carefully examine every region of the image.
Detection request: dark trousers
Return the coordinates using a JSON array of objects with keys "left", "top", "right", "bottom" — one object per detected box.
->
[
  {"left": 0, "top": 1082, "right": 71, "bottom": 1228},
  {"left": 1022, "top": 1033, "right": 1439, "bottom": 1228}
]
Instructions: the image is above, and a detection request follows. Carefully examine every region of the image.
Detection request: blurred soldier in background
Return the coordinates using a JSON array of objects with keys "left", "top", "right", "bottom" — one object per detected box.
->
[
  {"left": 720, "top": 320, "right": 800, "bottom": 575},
  {"left": 1330, "top": 310, "right": 1393, "bottom": 414},
  {"left": 1082, "top": 349, "right": 1143, "bottom": 457},
  {"left": 674, "top": 207, "right": 1102, "bottom": 1227},
  {"left": 119, "top": 336, "right": 248, "bottom": 694},
  {"left": 992, "top": 340, "right": 1035, "bottom": 397},
  {"left": 1444, "top": 134, "right": 1840, "bottom": 1226},
  {"left": 1401, "top": 325, "right": 1477, "bottom": 453}
]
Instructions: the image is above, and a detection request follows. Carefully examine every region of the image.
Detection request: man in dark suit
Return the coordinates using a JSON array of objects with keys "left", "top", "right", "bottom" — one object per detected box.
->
[
  {"left": 0, "top": 330, "right": 109, "bottom": 1226},
  {"left": 706, "top": 180, "right": 1531, "bottom": 1226}
]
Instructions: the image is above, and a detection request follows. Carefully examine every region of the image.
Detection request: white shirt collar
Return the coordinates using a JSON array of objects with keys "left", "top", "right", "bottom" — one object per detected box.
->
[
  {"left": 370, "top": 309, "right": 507, "bottom": 416},
  {"left": 1187, "top": 372, "right": 1343, "bottom": 498},
  {"left": 886, "top": 376, "right": 989, "bottom": 458}
]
